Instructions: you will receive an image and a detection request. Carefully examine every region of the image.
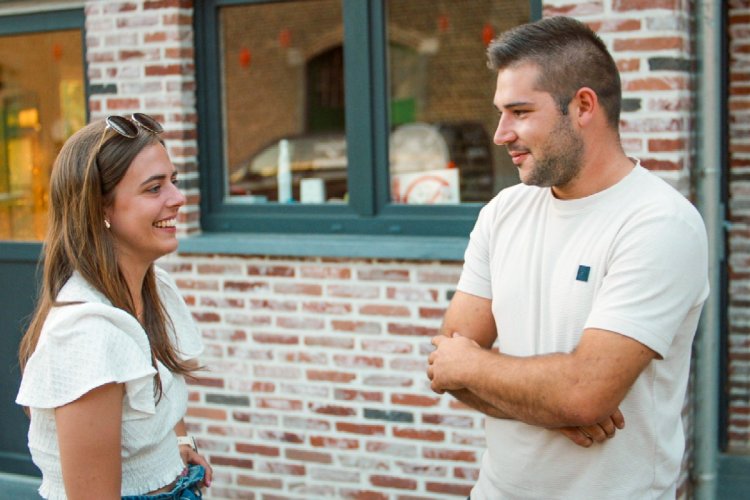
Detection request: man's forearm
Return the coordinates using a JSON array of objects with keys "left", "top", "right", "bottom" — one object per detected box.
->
[{"left": 449, "top": 388, "right": 512, "bottom": 419}]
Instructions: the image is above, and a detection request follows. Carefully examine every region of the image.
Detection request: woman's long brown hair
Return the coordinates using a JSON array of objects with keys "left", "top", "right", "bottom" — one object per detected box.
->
[{"left": 19, "top": 119, "right": 197, "bottom": 400}]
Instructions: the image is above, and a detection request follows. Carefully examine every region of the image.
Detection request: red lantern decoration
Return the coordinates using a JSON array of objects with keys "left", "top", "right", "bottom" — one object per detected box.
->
[
  {"left": 437, "top": 15, "right": 449, "bottom": 33},
  {"left": 482, "top": 24, "right": 495, "bottom": 47},
  {"left": 279, "top": 28, "right": 292, "bottom": 49},
  {"left": 239, "top": 47, "right": 251, "bottom": 68},
  {"left": 52, "top": 43, "right": 63, "bottom": 61}
]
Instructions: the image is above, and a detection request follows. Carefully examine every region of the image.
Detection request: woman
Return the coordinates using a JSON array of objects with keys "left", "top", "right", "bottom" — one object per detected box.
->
[{"left": 16, "top": 114, "right": 213, "bottom": 499}]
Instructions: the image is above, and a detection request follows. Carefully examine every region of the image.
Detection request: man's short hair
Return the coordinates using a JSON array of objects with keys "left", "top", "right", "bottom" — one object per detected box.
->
[{"left": 487, "top": 16, "right": 621, "bottom": 130}]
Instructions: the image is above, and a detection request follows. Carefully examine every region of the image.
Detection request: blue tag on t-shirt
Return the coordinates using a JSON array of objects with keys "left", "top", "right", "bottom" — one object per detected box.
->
[{"left": 576, "top": 265, "right": 591, "bottom": 282}]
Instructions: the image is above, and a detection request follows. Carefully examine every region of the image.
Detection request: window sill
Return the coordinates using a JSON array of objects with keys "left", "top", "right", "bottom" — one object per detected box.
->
[{"left": 178, "top": 232, "right": 467, "bottom": 261}]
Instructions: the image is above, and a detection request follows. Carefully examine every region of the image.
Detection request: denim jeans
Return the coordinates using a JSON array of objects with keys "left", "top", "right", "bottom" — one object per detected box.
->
[{"left": 122, "top": 464, "right": 204, "bottom": 500}]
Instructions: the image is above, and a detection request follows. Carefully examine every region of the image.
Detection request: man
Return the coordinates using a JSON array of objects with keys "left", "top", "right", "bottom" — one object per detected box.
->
[{"left": 427, "top": 16, "right": 708, "bottom": 499}]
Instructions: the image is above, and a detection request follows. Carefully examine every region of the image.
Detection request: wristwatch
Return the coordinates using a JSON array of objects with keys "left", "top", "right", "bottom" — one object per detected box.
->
[{"left": 177, "top": 435, "right": 198, "bottom": 452}]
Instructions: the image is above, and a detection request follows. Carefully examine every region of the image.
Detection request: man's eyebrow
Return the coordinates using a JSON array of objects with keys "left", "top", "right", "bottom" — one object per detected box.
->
[{"left": 496, "top": 101, "right": 533, "bottom": 111}]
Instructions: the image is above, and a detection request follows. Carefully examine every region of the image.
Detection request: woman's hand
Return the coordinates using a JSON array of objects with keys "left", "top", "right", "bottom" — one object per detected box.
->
[{"left": 179, "top": 443, "right": 213, "bottom": 487}]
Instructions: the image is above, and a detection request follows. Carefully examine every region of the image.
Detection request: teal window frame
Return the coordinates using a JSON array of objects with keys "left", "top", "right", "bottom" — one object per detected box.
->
[{"left": 194, "top": 0, "right": 541, "bottom": 238}]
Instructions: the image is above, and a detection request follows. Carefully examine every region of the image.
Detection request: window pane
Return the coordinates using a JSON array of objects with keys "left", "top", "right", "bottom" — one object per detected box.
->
[
  {"left": 386, "top": 0, "right": 529, "bottom": 205},
  {"left": 0, "top": 29, "right": 85, "bottom": 240},
  {"left": 221, "top": 0, "right": 346, "bottom": 205}
]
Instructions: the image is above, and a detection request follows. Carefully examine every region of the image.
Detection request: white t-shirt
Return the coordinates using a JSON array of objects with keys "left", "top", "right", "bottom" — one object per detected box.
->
[
  {"left": 458, "top": 164, "right": 709, "bottom": 499},
  {"left": 16, "top": 266, "right": 203, "bottom": 500}
]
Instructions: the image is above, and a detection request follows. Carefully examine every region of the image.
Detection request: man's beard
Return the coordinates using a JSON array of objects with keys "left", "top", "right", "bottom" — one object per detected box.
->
[{"left": 522, "top": 115, "right": 584, "bottom": 188}]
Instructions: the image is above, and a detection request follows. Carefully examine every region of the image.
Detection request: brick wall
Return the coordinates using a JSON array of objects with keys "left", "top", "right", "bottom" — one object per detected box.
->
[
  {"left": 728, "top": 1, "right": 750, "bottom": 453},
  {"left": 85, "top": 0, "right": 201, "bottom": 234},
  {"left": 83, "top": 0, "right": 703, "bottom": 498},
  {"left": 159, "top": 254, "right": 472, "bottom": 498}
]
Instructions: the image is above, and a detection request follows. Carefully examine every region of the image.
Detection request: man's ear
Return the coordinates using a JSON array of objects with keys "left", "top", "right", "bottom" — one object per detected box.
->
[{"left": 572, "top": 87, "right": 598, "bottom": 127}]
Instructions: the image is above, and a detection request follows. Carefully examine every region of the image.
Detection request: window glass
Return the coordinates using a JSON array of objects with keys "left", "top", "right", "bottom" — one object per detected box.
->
[
  {"left": 386, "top": 0, "right": 529, "bottom": 205},
  {"left": 0, "top": 29, "right": 85, "bottom": 240},
  {"left": 221, "top": 0, "right": 347, "bottom": 205}
]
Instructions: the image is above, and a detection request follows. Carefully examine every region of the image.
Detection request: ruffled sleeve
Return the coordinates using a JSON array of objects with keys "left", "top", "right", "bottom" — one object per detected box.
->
[
  {"left": 16, "top": 303, "right": 157, "bottom": 417},
  {"left": 155, "top": 266, "right": 203, "bottom": 361}
]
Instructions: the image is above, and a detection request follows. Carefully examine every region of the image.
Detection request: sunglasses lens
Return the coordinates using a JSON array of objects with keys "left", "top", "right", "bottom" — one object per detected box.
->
[
  {"left": 132, "top": 113, "right": 164, "bottom": 134},
  {"left": 106, "top": 115, "right": 139, "bottom": 138}
]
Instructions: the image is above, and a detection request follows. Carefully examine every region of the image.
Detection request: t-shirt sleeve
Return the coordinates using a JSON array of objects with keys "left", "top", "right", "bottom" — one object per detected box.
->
[
  {"left": 16, "top": 305, "right": 157, "bottom": 416},
  {"left": 584, "top": 206, "right": 709, "bottom": 357},
  {"left": 456, "top": 200, "right": 494, "bottom": 299},
  {"left": 155, "top": 266, "right": 204, "bottom": 361}
]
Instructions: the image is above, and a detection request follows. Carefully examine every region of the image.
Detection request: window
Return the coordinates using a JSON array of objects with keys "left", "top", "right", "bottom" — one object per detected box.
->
[
  {"left": 0, "top": 11, "right": 86, "bottom": 241},
  {"left": 196, "top": 0, "right": 536, "bottom": 237}
]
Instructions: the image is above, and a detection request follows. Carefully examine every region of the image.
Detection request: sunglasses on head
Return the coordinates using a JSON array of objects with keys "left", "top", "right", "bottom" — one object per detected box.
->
[{"left": 105, "top": 113, "right": 164, "bottom": 138}]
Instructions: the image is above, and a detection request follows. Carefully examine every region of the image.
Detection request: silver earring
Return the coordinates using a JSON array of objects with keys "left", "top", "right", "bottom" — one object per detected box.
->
[{"left": 104, "top": 219, "right": 111, "bottom": 229}]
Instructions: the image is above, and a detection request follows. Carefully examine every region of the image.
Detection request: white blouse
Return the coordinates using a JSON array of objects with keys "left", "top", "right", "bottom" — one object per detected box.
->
[{"left": 16, "top": 266, "right": 203, "bottom": 499}]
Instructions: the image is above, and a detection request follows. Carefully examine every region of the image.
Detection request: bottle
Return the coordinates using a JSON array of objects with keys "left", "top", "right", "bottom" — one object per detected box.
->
[{"left": 277, "top": 139, "right": 292, "bottom": 203}]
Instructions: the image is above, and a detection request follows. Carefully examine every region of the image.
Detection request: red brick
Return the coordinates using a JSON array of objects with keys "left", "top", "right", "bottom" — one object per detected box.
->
[
  {"left": 336, "top": 422, "right": 386, "bottom": 436},
  {"left": 250, "top": 299, "right": 298, "bottom": 312},
  {"left": 307, "top": 370, "right": 357, "bottom": 383},
  {"left": 334, "top": 354, "right": 384, "bottom": 369},
  {"left": 197, "top": 263, "right": 243, "bottom": 274},
  {"left": 310, "top": 436, "right": 360, "bottom": 449},
  {"left": 334, "top": 388, "right": 384, "bottom": 402},
  {"left": 224, "top": 280, "right": 268, "bottom": 292},
  {"left": 247, "top": 265, "right": 295, "bottom": 277},
  {"left": 332, "top": 320, "right": 382, "bottom": 334},
  {"left": 285, "top": 448, "right": 333, "bottom": 464},
  {"left": 425, "top": 481, "right": 473, "bottom": 496},
  {"left": 613, "top": 0, "right": 680, "bottom": 10},
  {"left": 328, "top": 284, "right": 380, "bottom": 299},
  {"left": 423, "top": 448, "right": 476, "bottom": 462},
  {"left": 302, "top": 301, "right": 352, "bottom": 314},
  {"left": 370, "top": 475, "right": 417, "bottom": 490},
  {"left": 309, "top": 403, "right": 356, "bottom": 416},
  {"left": 256, "top": 462, "right": 306, "bottom": 476},
  {"left": 274, "top": 283, "right": 322, "bottom": 295},
  {"left": 144, "top": 0, "right": 192, "bottom": 9},
  {"left": 386, "top": 287, "right": 438, "bottom": 302},
  {"left": 641, "top": 158, "right": 682, "bottom": 170},
  {"left": 210, "top": 456, "right": 254, "bottom": 469},
  {"left": 393, "top": 427, "right": 445, "bottom": 441},
  {"left": 454, "top": 466, "right": 480, "bottom": 480},
  {"left": 304, "top": 336, "right": 355, "bottom": 349},
  {"left": 236, "top": 474, "right": 283, "bottom": 489},
  {"left": 236, "top": 443, "right": 280, "bottom": 457},
  {"left": 338, "top": 490, "right": 387, "bottom": 500},
  {"left": 145, "top": 64, "right": 186, "bottom": 76},
  {"left": 252, "top": 333, "right": 299, "bottom": 345},
  {"left": 257, "top": 398, "right": 303, "bottom": 411},
  {"left": 419, "top": 307, "right": 445, "bottom": 319},
  {"left": 357, "top": 269, "right": 410, "bottom": 281},
  {"left": 422, "top": 413, "right": 475, "bottom": 428},
  {"left": 186, "top": 407, "right": 227, "bottom": 420},
  {"left": 614, "top": 37, "right": 684, "bottom": 51},
  {"left": 388, "top": 323, "right": 439, "bottom": 337},
  {"left": 361, "top": 339, "right": 412, "bottom": 354},
  {"left": 187, "top": 376, "right": 224, "bottom": 388},
  {"left": 360, "top": 304, "right": 411, "bottom": 317},
  {"left": 624, "top": 76, "right": 689, "bottom": 91},
  {"left": 200, "top": 296, "right": 244, "bottom": 308},
  {"left": 649, "top": 138, "right": 686, "bottom": 152},
  {"left": 392, "top": 394, "right": 441, "bottom": 407},
  {"left": 258, "top": 430, "right": 305, "bottom": 443},
  {"left": 277, "top": 316, "right": 325, "bottom": 330},
  {"left": 106, "top": 97, "right": 140, "bottom": 109},
  {"left": 300, "top": 265, "right": 352, "bottom": 279}
]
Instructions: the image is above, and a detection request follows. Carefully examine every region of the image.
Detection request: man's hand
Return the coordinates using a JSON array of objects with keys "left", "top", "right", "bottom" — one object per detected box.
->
[
  {"left": 427, "top": 333, "right": 483, "bottom": 394},
  {"left": 556, "top": 408, "right": 625, "bottom": 447}
]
